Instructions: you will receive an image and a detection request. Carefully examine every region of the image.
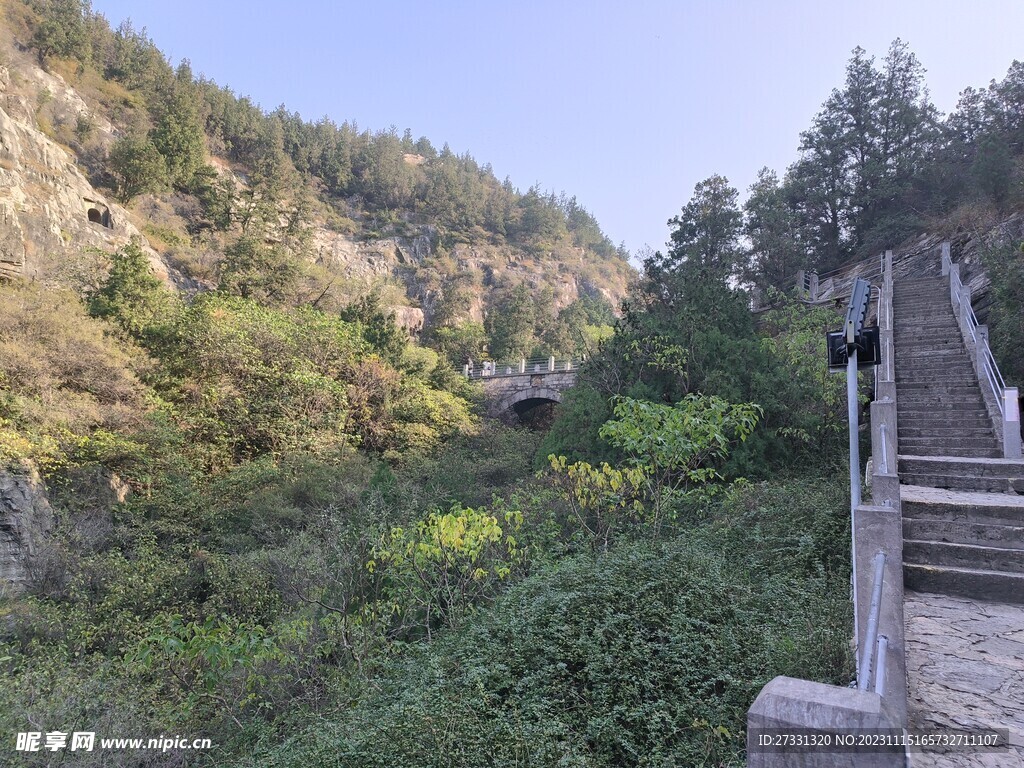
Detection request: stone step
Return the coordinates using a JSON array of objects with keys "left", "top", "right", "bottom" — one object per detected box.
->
[
  {"left": 899, "top": 413, "right": 993, "bottom": 424},
  {"left": 895, "top": 318, "right": 957, "bottom": 325},
  {"left": 895, "top": 355, "right": 973, "bottom": 364},
  {"left": 895, "top": 344, "right": 965, "bottom": 352},
  {"left": 903, "top": 518, "right": 1024, "bottom": 549},
  {"left": 904, "top": 539, "right": 1024, "bottom": 573},
  {"left": 901, "top": 489, "right": 1024, "bottom": 527},
  {"left": 899, "top": 426, "right": 995, "bottom": 438},
  {"left": 898, "top": 455, "right": 1024, "bottom": 478},
  {"left": 896, "top": 401, "right": 989, "bottom": 412},
  {"left": 895, "top": 362, "right": 974, "bottom": 370},
  {"left": 894, "top": 288, "right": 952, "bottom": 293},
  {"left": 899, "top": 438, "right": 1000, "bottom": 452},
  {"left": 897, "top": 385, "right": 984, "bottom": 396},
  {"left": 895, "top": 370, "right": 978, "bottom": 380},
  {"left": 897, "top": 388, "right": 983, "bottom": 397},
  {"left": 894, "top": 349, "right": 971, "bottom": 358},
  {"left": 899, "top": 409, "right": 992, "bottom": 419},
  {"left": 895, "top": 338, "right": 967, "bottom": 346},
  {"left": 896, "top": 380, "right": 982, "bottom": 390},
  {"left": 898, "top": 401, "right": 989, "bottom": 412},
  {"left": 894, "top": 352, "right": 972, "bottom": 362},
  {"left": 893, "top": 332, "right": 964, "bottom": 340},
  {"left": 893, "top": 301, "right": 954, "bottom": 309},
  {"left": 899, "top": 473, "right": 1023, "bottom": 493},
  {"left": 895, "top": 375, "right": 976, "bottom": 385},
  {"left": 903, "top": 563, "right": 1024, "bottom": 603},
  {"left": 897, "top": 445, "right": 1002, "bottom": 458},
  {"left": 900, "top": 424, "right": 996, "bottom": 437},
  {"left": 893, "top": 336, "right": 964, "bottom": 344}
]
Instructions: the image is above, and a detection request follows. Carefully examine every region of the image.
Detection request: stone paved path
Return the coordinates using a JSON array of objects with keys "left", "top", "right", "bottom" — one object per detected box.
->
[{"left": 905, "top": 590, "right": 1024, "bottom": 767}]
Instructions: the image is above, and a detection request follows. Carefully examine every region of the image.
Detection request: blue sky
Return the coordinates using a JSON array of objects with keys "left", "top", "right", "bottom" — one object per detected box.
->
[{"left": 90, "top": 0, "right": 1024, "bottom": 256}]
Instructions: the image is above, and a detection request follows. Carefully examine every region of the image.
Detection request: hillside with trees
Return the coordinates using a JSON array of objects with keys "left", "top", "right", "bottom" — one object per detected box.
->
[
  {"left": 0, "top": 0, "right": 632, "bottom": 363},
  {"left": 2, "top": 2, "right": 1024, "bottom": 766}
]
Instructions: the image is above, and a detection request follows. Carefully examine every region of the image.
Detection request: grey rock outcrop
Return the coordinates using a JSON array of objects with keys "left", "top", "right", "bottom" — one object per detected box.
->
[
  {"left": 0, "top": 60, "right": 164, "bottom": 281},
  {"left": 0, "top": 464, "right": 55, "bottom": 594}
]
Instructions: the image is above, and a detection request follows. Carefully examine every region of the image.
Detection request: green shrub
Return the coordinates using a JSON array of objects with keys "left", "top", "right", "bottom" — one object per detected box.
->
[{"left": 237, "top": 528, "right": 850, "bottom": 768}]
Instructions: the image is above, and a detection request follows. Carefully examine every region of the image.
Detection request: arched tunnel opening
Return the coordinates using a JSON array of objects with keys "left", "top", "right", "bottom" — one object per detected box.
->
[{"left": 511, "top": 397, "right": 560, "bottom": 430}]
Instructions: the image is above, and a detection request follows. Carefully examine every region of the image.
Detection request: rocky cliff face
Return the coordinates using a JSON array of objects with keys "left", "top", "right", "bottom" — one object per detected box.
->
[
  {"left": 0, "top": 62, "right": 167, "bottom": 282},
  {"left": 0, "top": 42, "right": 631, "bottom": 333},
  {"left": 0, "top": 464, "right": 54, "bottom": 594}
]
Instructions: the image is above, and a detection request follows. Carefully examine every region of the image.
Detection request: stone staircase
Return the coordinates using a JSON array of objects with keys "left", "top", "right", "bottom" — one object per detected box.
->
[{"left": 893, "top": 276, "right": 1024, "bottom": 603}]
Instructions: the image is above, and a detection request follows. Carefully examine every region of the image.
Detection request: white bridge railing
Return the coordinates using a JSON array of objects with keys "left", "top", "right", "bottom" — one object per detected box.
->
[
  {"left": 942, "top": 242, "right": 1022, "bottom": 459},
  {"left": 463, "top": 356, "right": 582, "bottom": 378}
]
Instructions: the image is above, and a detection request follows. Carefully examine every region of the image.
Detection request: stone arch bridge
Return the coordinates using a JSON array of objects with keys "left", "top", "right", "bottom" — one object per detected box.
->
[{"left": 463, "top": 357, "right": 579, "bottom": 423}]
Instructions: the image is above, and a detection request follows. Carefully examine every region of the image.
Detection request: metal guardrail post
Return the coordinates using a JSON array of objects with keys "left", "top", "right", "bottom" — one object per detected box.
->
[
  {"left": 977, "top": 325, "right": 990, "bottom": 380},
  {"left": 874, "top": 635, "right": 889, "bottom": 695},
  {"left": 858, "top": 551, "right": 887, "bottom": 691},
  {"left": 959, "top": 284, "right": 973, "bottom": 340}
]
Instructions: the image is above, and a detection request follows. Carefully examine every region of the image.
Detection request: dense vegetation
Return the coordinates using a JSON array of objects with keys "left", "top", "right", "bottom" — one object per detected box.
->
[
  {"left": 2, "top": 3, "right": 1024, "bottom": 767},
  {"left": 0, "top": 243, "right": 854, "bottom": 766}
]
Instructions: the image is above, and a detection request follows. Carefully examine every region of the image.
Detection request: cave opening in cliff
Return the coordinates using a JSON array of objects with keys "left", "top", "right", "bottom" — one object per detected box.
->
[{"left": 87, "top": 207, "right": 111, "bottom": 228}]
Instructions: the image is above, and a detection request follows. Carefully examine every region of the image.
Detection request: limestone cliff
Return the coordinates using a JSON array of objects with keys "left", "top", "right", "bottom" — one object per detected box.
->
[
  {"left": 0, "top": 62, "right": 166, "bottom": 282},
  {"left": 0, "top": 26, "right": 632, "bottom": 333},
  {"left": 0, "top": 463, "right": 54, "bottom": 594}
]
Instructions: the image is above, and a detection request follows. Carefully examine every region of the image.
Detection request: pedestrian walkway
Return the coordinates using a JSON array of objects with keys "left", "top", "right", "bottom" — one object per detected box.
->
[{"left": 904, "top": 591, "right": 1024, "bottom": 767}]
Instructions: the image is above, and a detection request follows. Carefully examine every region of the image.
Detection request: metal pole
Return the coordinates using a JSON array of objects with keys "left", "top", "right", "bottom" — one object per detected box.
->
[
  {"left": 874, "top": 635, "right": 889, "bottom": 695},
  {"left": 849, "top": 345, "right": 861, "bottom": 673},
  {"left": 848, "top": 348, "right": 861, "bottom": 510},
  {"left": 880, "top": 423, "right": 889, "bottom": 475},
  {"left": 858, "top": 551, "right": 887, "bottom": 691}
]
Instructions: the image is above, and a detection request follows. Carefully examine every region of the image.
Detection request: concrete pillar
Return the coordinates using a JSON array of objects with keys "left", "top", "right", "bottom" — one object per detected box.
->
[
  {"left": 959, "top": 284, "right": 973, "bottom": 340},
  {"left": 1006, "top": 388, "right": 1022, "bottom": 459},
  {"left": 463, "top": 364, "right": 469, "bottom": 377},
  {"left": 548, "top": 356, "right": 555, "bottom": 372},
  {"left": 808, "top": 272, "right": 819, "bottom": 301},
  {"left": 948, "top": 263, "right": 960, "bottom": 313},
  {"left": 976, "top": 325, "right": 989, "bottom": 378},
  {"left": 566, "top": 359, "right": 572, "bottom": 371},
  {"left": 941, "top": 241, "right": 951, "bottom": 276},
  {"left": 519, "top": 359, "right": 526, "bottom": 374},
  {"left": 852, "top": 504, "right": 907, "bottom": 727},
  {"left": 870, "top": 400, "right": 897, "bottom": 486},
  {"left": 747, "top": 677, "right": 902, "bottom": 767},
  {"left": 884, "top": 250, "right": 893, "bottom": 276},
  {"left": 796, "top": 269, "right": 806, "bottom": 296}
]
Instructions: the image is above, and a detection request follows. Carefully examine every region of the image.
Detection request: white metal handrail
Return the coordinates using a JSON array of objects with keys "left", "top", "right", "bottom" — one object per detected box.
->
[
  {"left": 949, "top": 267, "right": 1008, "bottom": 417},
  {"left": 858, "top": 550, "right": 888, "bottom": 694},
  {"left": 464, "top": 356, "right": 580, "bottom": 378}
]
